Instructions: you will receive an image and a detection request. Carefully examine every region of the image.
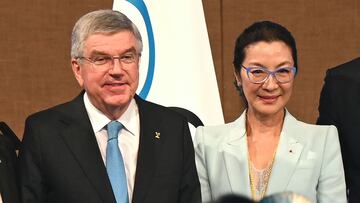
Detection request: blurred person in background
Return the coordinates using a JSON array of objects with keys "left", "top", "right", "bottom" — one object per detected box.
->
[
  {"left": 0, "top": 122, "right": 20, "bottom": 203},
  {"left": 317, "top": 57, "right": 360, "bottom": 203}
]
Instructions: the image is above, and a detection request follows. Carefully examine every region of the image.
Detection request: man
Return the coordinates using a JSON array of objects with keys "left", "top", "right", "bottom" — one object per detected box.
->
[
  {"left": 0, "top": 122, "right": 20, "bottom": 203},
  {"left": 18, "top": 10, "right": 200, "bottom": 203},
  {"left": 317, "top": 57, "right": 360, "bottom": 203}
]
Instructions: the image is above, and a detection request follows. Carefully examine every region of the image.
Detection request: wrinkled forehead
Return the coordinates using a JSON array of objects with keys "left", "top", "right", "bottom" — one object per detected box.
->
[{"left": 82, "top": 31, "right": 142, "bottom": 54}]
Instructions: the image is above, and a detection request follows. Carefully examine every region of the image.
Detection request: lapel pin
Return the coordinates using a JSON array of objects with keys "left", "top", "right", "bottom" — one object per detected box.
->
[{"left": 155, "top": 132, "right": 160, "bottom": 139}]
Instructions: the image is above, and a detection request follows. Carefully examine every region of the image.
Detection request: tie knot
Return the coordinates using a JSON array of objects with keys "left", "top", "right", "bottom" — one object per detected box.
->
[{"left": 107, "top": 121, "right": 123, "bottom": 140}]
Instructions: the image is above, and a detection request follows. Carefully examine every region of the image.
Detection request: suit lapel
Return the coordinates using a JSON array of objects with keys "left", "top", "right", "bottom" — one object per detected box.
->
[
  {"left": 223, "top": 112, "right": 252, "bottom": 197},
  {"left": 59, "top": 93, "right": 115, "bottom": 202},
  {"left": 267, "top": 111, "right": 304, "bottom": 194},
  {"left": 132, "top": 96, "right": 159, "bottom": 203},
  {"left": 223, "top": 111, "right": 305, "bottom": 196}
]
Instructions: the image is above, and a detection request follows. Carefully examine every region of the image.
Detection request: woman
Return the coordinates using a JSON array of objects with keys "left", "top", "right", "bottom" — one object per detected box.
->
[{"left": 194, "top": 21, "right": 346, "bottom": 203}]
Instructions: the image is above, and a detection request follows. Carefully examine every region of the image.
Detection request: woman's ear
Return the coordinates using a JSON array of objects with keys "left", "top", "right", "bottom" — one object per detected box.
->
[{"left": 234, "top": 71, "right": 242, "bottom": 87}]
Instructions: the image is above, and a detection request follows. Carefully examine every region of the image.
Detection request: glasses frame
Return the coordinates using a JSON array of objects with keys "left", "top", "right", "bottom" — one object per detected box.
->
[
  {"left": 76, "top": 52, "right": 140, "bottom": 71},
  {"left": 241, "top": 65, "right": 297, "bottom": 84}
]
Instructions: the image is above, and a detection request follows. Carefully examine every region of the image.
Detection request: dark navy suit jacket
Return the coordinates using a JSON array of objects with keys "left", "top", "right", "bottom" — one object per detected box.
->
[
  {"left": 317, "top": 57, "right": 360, "bottom": 203},
  {"left": 18, "top": 92, "right": 200, "bottom": 203},
  {"left": 0, "top": 122, "right": 20, "bottom": 203}
]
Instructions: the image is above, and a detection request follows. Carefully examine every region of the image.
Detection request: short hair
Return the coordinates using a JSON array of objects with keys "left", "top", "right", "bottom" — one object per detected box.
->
[
  {"left": 233, "top": 21, "right": 298, "bottom": 74},
  {"left": 71, "top": 9, "right": 143, "bottom": 58}
]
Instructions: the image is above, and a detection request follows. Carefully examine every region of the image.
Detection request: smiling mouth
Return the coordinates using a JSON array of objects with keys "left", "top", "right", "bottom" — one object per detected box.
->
[
  {"left": 260, "top": 95, "right": 278, "bottom": 99},
  {"left": 105, "top": 82, "right": 126, "bottom": 86},
  {"left": 108, "top": 83, "right": 124, "bottom": 86},
  {"left": 104, "top": 83, "right": 127, "bottom": 91},
  {"left": 259, "top": 95, "right": 279, "bottom": 103}
]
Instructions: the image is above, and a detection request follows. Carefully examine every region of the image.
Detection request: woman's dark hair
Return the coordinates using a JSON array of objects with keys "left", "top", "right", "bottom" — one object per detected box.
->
[{"left": 233, "top": 21, "right": 298, "bottom": 74}]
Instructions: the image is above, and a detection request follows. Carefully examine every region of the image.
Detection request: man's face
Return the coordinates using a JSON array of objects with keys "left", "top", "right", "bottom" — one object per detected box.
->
[{"left": 72, "top": 31, "right": 140, "bottom": 118}]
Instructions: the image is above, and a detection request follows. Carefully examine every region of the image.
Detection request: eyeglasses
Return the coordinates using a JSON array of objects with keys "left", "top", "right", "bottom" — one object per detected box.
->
[
  {"left": 241, "top": 65, "right": 297, "bottom": 84},
  {"left": 76, "top": 52, "right": 140, "bottom": 71}
]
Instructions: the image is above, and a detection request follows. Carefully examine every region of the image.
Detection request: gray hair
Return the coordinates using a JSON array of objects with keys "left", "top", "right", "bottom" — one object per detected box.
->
[{"left": 71, "top": 9, "right": 143, "bottom": 58}]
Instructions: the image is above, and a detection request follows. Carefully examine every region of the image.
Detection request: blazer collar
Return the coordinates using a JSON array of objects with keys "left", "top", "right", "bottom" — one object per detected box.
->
[
  {"left": 268, "top": 110, "right": 304, "bottom": 194},
  {"left": 58, "top": 92, "right": 116, "bottom": 202},
  {"left": 225, "top": 110, "right": 247, "bottom": 145},
  {"left": 223, "top": 111, "right": 251, "bottom": 196},
  {"left": 223, "top": 109, "right": 304, "bottom": 196}
]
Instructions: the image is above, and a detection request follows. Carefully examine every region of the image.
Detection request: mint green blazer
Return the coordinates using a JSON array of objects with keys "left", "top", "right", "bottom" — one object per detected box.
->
[{"left": 195, "top": 110, "right": 346, "bottom": 203}]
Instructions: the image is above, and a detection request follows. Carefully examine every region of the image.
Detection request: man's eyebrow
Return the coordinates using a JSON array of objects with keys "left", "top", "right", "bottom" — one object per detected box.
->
[
  {"left": 88, "top": 50, "right": 108, "bottom": 56},
  {"left": 88, "top": 47, "right": 138, "bottom": 56},
  {"left": 122, "top": 47, "right": 137, "bottom": 54}
]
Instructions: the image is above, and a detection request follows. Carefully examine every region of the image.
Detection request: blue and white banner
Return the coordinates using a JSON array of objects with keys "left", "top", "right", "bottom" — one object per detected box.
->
[{"left": 113, "top": 0, "right": 224, "bottom": 126}]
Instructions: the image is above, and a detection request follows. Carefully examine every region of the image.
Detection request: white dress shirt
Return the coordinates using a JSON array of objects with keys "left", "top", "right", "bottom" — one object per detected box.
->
[{"left": 83, "top": 93, "right": 140, "bottom": 202}]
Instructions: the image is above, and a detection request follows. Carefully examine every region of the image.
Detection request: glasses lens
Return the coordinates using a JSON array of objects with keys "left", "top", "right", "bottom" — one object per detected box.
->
[
  {"left": 91, "top": 55, "right": 112, "bottom": 66},
  {"left": 275, "top": 67, "right": 295, "bottom": 83},
  {"left": 120, "top": 52, "right": 137, "bottom": 64},
  {"left": 248, "top": 68, "right": 268, "bottom": 83}
]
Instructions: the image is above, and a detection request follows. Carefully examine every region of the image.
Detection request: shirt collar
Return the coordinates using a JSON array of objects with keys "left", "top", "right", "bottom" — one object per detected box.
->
[{"left": 83, "top": 92, "right": 139, "bottom": 136}]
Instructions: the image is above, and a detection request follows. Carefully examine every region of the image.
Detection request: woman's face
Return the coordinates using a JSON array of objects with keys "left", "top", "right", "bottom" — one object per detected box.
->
[{"left": 236, "top": 41, "right": 295, "bottom": 118}]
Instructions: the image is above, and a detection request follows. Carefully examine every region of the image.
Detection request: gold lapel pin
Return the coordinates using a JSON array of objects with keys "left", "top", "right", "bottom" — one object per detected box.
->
[{"left": 155, "top": 132, "right": 160, "bottom": 139}]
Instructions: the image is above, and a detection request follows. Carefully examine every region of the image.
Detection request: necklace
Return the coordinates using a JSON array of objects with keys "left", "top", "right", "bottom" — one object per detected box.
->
[
  {"left": 245, "top": 110, "right": 282, "bottom": 200},
  {"left": 248, "top": 149, "right": 276, "bottom": 201}
]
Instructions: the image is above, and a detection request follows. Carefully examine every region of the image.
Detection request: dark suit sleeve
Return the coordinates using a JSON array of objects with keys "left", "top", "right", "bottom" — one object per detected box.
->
[
  {"left": 18, "top": 117, "right": 47, "bottom": 203},
  {"left": 317, "top": 70, "right": 339, "bottom": 126},
  {"left": 179, "top": 121, "right": 201, "bottom": 203},
  {"left": 0, "top": 133, "right": 21, "bottom": 203}
]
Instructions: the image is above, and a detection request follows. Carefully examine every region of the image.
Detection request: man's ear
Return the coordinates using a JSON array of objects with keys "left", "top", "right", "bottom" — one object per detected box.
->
[{"left": 71, "top": 59, "right": 84, "bottom": 87}]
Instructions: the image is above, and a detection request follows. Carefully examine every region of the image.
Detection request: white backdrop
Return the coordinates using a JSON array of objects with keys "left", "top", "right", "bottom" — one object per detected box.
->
[{"left": 113, "top": 0, "right": 224, "bottom": 127}]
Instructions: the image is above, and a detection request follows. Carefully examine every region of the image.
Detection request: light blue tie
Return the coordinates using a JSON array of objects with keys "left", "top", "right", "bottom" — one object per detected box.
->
[{"left": 106, "top": 121, "right": 129, "bottom": 203}]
